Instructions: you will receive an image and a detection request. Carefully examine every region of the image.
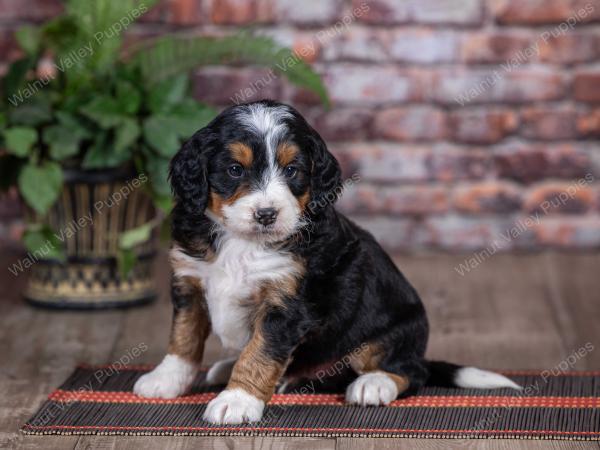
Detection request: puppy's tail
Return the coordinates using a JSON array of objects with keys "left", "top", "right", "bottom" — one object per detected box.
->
[{"left": 426, "top": 360, "right": 521, "bottom": 390}]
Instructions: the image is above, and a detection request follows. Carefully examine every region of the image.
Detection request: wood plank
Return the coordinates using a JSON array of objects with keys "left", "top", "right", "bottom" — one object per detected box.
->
[
  {"left": 74, "top": 436, "right": 336, "bottom": 450},
  {"left": 336, "top": 438, "right": 600, "bottom": 449},
  {"left": 396, "top": 253, "right": 567, "bottom": 368},
  {"left": 0, "top": 250, "right": 125, "bottom": 450},
  {"left": 543, "top": 252, "right": 600, "bottom": 369}
]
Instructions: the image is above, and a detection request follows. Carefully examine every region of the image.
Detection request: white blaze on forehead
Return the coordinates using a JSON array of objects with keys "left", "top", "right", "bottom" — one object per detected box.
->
[{"left": 236, "top": 103, "right": 292, "bottom": 170}]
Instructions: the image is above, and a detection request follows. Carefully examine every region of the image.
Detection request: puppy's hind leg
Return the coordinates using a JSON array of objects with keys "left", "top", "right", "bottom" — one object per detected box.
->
[
  {"left": 134, "top": 277, "right": 210, "bottom": 399},
  {"left": 346, "top": 343, "right": 428, "bottom": 406},
  {"left": 205, "top": 356, "right": 238, "bottom": 385}
]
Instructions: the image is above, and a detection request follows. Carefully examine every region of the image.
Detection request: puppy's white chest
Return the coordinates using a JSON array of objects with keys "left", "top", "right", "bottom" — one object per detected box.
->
[{"left": 174, "top": 236, "right": 296, "bottom": 350}]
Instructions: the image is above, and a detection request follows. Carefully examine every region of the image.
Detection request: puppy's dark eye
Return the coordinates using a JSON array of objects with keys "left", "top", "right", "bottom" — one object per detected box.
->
[
  {"left": 228, "top": 164, "right": 244, "bottom": 178},
  {"left": 283, "top": 165, "right": 298, "bottom": 179}
]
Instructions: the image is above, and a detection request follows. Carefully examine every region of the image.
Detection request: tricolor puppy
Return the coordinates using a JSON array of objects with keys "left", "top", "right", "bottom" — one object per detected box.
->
[{"left": 134, "top": 100, "right": 520, "bottom": 424}]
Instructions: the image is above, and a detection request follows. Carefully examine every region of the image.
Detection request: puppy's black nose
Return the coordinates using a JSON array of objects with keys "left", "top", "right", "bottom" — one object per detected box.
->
[{"left": 254, "top": 208, "right": 278, "bottom": 226}]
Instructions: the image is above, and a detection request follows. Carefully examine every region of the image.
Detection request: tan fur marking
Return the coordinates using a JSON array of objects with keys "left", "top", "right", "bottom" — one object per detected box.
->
[
  {"left": 227, "top": 307, "right": 287, "bottom": 402},
  {"left": 277, "top": 142, "right": 299, "bottom": 167},
  {"left": 208, "top": 188, "right": 249, "bottom": 218},
  {"left": 167, "top": 277, "right": 211, "bottom": 363},
  {"left": 297, "top": 190, "right": 310, "bottom": 212},
  {"left": 229, "top": 142, "right": 253, "bottom": 168},
  {"left": 254, "top": 257, "right": 304, "bottom": 308},
  {"left": 349, "top": 342, "right": 410, "bottom": 395}
]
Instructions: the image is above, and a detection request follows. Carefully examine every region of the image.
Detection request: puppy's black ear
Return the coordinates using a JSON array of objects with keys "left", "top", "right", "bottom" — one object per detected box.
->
[
  {"left": 308, "top": 126, "right": 342, "bottom": 213},
  {"left": 169, "top": 134, "right": 209, "bottom": 215}
]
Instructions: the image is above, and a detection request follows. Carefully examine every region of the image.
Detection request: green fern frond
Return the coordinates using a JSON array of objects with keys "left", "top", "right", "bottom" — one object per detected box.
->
[{"left": 128, "top": 33, "right": 329, "bottom": 106}]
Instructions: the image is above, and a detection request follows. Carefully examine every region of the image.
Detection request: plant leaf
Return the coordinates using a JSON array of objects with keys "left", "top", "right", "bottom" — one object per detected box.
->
[
  {"left": 130, "top": 33, "right": 329, "bottom": 106},
  {"left": 43, "top": 124, "right": 81, "bottom": 160},
  {"left": 4, "top": 127, "right": 37, "bottom": 157},
  {"left": 144, "top": 155, "right": 171, "bottom": 197},
  {"left": 143, "top": 116, "right": 180, "bottom": 157},
  {"left": 114, "top": 118, "right": 140, "bottom": 152},
  {"left": 80, "top": 96, "right": 124, "bottom": 128},
  {"left": 23, "top": 224, "right": 65, "bottom": 261},
  {"left": 119, "top": 222, "right": 153, "bottom": 249},
  {"left": 18, "top": 161, "right": 63, "bottom": 215},
  {"left": 4, "top": 57, "right": 34, "bottom": 99},
  {"left": 147, "top": 74, "right": 188, "bottom": 114},
  {"left": 117, "top": 248, "right": 136, "bottom": 278},
  {"left": 9, "top": 96, "right": 53, "bottom": 126},
  {"left": 15, "top": 26, "right": 41, "bottom": 56},
  {"left": 116, "top": 80, "right": 142, "bottom": 115},
  {"left": 168, "top": 100, "right": 216, "bottom": 137},
  {"left": 82, "top": 132, "right": 129, "bottom": 169}
]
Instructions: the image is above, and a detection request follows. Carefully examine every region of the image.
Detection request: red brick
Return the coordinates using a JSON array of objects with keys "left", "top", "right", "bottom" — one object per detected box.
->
[
  {"left": 0, "top": 0, "right": 62, "bottom": 21},
  {"left": 521, "top": 106, "right": 577, "bottom": 140},
  {"left": 337, "top": 144, "right": 489, "bottom": 183},
  {"left": 352, "top": 0, "right": 411, "bottom": 24},
  {"left": 435, "top": 69, "right": 565, "bottom": 106},
  {"left": 494, "top": 144, "right": 591, "bottom": 183},
  {"left": 305, "top": 107, "right": 373, "bottom": 141},
  {"left": 263, "top": 29, "right": 321, "bottom": 63},
  {"left": 334, "top": 144, "right": 431, "bottom": 182},
  {"left": 538, "top": 33, "right": 600, "bottom": 64},
  {"left": 533, "top": 216, "right": 600, "bottom": 248},
  {"left": 324, "top": 65, "right": 429, "bottom": 105},
  {"left": 428, "top": 147, "right": 491, "bottom": 181},
  {"left": 490, "top": 0, "right": 600, "bottom": 25},
  {"left": 449, "top": 109, "right": 517, "bottom": 144},
  {"left": 354, "top": 0, "right": 482, "bottom": 25},
  {"left": 577, "top": 108, "right": 600, "bottom": 137},
  {"left": 460, "top": 31, "right": 533, "bottom": 64},
  {"left": 337, "top": 184, "right": 450, "bottom": 216},
  {"left": 387, "top": 29, "right": 458, "bottom": 63},
  {"left": 193, "top": 67, "right": 282, "bottom": 105},
  {"left": 453, "top": 182, "right": 522, "bottom": 213},
  {"left": 413, "top": 0, "right": 483, "bottom": 24},
  {"left": 524, "top": 181, "right": 596, "bottom": 215},
  {"left": 574, "top": 72, "right": 600, "bottom": 103},
  {"left": 322, "top": 28, "right": 389, "bottom": 62},
  {"left": 373, "top": 107, "right": 448, "bottom": 142},
  {"left": 206, "top": 0, "right": 273, "bottom": 25},
  {"left": 274, "top": 0, "right": 345, "bottom": 25}
]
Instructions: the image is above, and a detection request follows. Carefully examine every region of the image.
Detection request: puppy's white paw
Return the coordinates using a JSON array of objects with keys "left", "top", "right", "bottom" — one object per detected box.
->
[
  {"left": 133, "top": 354, "right": 197, "bottom": 399},
  {"left": 203, "top": 388, "right": 264, "bottom": 424},
  {"left": 346, "top": 372, "right": 399, "bottom": 406},
  {"left": 205, "top": 357, "right": 237, "bottom": 385}
]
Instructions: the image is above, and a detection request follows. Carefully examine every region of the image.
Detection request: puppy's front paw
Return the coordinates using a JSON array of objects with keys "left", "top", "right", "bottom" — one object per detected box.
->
[
  {"left": 205, "top": 357, "right": 237, "bottom": 385},
  {"left": 203, "top": 388, "right": 264, "bottom": 424},
  {"left": 346, "top": 372, "right": 399, "bottom": 406},
  {"left": 133, "top": 354, "right": 197, "bottom": 399}
]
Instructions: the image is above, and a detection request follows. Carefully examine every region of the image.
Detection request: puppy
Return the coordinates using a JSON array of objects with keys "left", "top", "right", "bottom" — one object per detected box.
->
[{"left": 134, "top": 100, "right": 520, "bottom": 424}]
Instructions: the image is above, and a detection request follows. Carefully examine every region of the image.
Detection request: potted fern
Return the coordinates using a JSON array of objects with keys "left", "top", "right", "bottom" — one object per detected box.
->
[{"left": 0, "top": 0, "right": 328, "bottom": 308}]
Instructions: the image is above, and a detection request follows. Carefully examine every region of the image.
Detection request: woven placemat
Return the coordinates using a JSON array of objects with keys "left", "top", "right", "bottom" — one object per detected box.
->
[{"left": 22, "top": 365, "right": 600, "bottom": 439}]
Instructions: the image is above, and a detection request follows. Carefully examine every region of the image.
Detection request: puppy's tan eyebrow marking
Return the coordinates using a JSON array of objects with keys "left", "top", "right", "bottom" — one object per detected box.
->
[
  {"left": 277, "top": 142, "right": 299, "bottom": 167},
  {"left": 229, "top": 142, "right": 253, "bottom": 168}
]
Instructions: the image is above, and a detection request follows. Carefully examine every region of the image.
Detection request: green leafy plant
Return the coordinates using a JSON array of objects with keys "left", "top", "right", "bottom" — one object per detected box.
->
[{"left": 0, "top": 0, "right": 328, "bottom": 275}]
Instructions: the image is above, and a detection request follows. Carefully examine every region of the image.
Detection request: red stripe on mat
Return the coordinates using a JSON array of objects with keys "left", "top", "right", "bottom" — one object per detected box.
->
[
  {"left": 48, "top": 390, "right": 600, "bottom": 408},
  {"left": 21, "top": 423, "right": 600, "bottom": 437},
  {"left": 74, "top": 365, "right": 600, "bottom": 377}
]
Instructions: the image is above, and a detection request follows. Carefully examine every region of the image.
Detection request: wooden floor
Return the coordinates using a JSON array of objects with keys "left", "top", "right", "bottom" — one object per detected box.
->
[{"left": 1, "top": 250, "right": 599, "bottom": 449}]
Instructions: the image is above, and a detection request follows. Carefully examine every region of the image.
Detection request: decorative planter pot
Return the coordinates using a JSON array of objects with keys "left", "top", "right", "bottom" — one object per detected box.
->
[{"left": 24, "top": 168, "right": 157, "bottom": 309}]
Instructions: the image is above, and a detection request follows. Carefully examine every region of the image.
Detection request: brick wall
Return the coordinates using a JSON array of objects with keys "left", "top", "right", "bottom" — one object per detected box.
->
[{"left": 1, "top": 0, "right": 600, "bottom": 252}]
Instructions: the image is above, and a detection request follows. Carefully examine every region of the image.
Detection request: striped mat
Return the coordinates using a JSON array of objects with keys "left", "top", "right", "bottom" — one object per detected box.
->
[{"left": 22, "top": 365, "right": 600, "bottom": 440}]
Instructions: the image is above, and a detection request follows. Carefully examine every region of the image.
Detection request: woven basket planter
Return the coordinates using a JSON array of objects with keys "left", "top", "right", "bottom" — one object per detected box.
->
[{"left": 24, "top": 168, "right": 158, "bottom": 309}]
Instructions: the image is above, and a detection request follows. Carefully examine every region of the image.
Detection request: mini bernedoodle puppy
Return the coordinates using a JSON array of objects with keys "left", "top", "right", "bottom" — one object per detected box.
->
[{"left": 134, "top": 100, "right": 520, "bottom": 424}]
